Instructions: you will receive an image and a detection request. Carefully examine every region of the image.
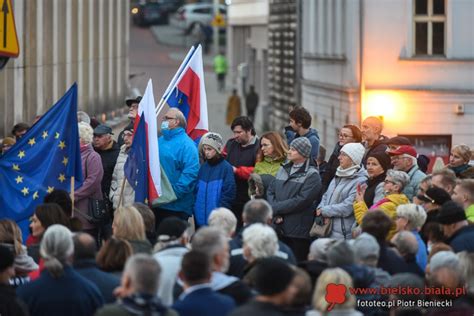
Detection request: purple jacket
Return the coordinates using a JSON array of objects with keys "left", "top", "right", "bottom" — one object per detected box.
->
[{"left": 74, "top": 144, "right": 104, "bottom": 230}]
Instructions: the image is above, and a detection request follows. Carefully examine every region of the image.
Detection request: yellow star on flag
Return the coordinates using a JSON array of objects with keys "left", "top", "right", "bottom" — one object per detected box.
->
[
  {"left": 144, "top": 198, "right": 149, "bottom": 204},
  {"left": 12, "top": 164, "right": 20, "bottom": 171},
  {"left": 42, "top": 131, "right": 48, "bottom": 139},
  {"left": 47, "top": 186, "right": 55, "bottom": 193},
  {"left": 15, "top": 176, "right": 23, "bottom": 184},
  {"left": 55, "top": 132, "right": 60, "bottom": 139},
  {"left": 21, "top": 187, "right": 29, "bottom": 196},
  {"left": 58, "top": 174, "right": 66, "bottom": 183},
  {"left": 18, "top": 151, "right": 25, "bottom": 159},
  {"left": 33, "top": 191, "right": 39, "bottom": 200},
  {"left": 62, "top": 156, "right": 69, "bottom": 166},
  {"left": 28, "top": 138, "right": 36, "bottom": 146},
  {"left": 58, "top": 141, "right": 66, "bottom": 150}
]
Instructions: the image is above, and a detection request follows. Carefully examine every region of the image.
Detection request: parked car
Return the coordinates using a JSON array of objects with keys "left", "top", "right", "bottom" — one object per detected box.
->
[
  {"left": 131, "top": 0, "right": 183, "bottom": 27},
  {"left": 170, "top": 3, "right": 227, "bottom": 33}
]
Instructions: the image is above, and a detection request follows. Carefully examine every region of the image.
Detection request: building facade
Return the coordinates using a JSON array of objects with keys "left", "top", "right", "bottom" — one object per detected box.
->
[
  {"left": 301, "top": 0, "right": 474, "bottom": 159},
  {"left": 0, "top": 0, "right": 130, "bottom": 138},
  {"left": 227, "top": 0, "right": 269, "bottom": 130}
]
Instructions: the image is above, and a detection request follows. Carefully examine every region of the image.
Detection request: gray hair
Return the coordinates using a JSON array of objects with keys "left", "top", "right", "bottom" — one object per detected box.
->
[
  {"left": 243, "top": 199, "right": 273, "bottom": 224},
  {"left": 396, "top": 203, "right": 427, "bottom": 230},
  {"left": 391, "top": 231, "right": 418, "bottom": 256},
  {"left": 168, "top": 108, "right": 187, "bottom": 128},
  {"left": 77, "top": 111, "right": 90, "bottom": 124},
  {"left": 351, "top": 233, "right": 380, "bottom": 267},
  {"left": 327, "top": 240, "right": 355, "bottom": 267},
  {"left": 208, "top": 208, "right": 237, "bottom": 238},
  {"left": 308, "top": 238, "right": 335, "bottom": 262},
  {"left": 458, "top": 252, "right": 474, "bottom": 294},
  {"left": 191, "top": 227, "right": 227, "bottom": 259},
  {"left": 124, "top": 254, "right": 162, "bottom": 294},
  {"left": 386, "top": 169, "right": 410, "bottom": 191},
  {"left": 430, "top": 251, "right": 460, "bottom": 273},
  {"left": 242, "top": 223, "right": 278, "bottom": 260},
  {"left": 40, "top": 224, "right": 74, "bottom": 278},
  {"left": 78, "top": 122, "right": 93, "bottom": 144}
]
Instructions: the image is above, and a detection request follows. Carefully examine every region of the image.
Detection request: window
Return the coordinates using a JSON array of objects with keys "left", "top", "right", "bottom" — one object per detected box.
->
[{"left": 413, "top": 0, "right": 445, "bottom": 56}]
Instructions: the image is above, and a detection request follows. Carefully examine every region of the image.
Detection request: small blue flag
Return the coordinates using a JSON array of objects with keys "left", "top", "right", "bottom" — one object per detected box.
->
[
  {"left": 124, "top": 115, "right": 149, "bottom": 204},
  {"left": 0, "top": 84, "right": 83, "bottom": 239}
]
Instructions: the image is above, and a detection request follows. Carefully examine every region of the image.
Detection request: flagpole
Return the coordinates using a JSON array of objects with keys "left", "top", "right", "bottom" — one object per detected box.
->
[
  {"left": 155, "top": 46, "right": 197, "bottom": 117},
  {"left": 70, "top": 176, "right": 75, "bottom": 214},
  {"left": 117, "top": 178, "right": 127, "bottom": 209}
]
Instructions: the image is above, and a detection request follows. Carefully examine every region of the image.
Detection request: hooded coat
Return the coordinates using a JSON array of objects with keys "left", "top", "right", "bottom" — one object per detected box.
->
[
  {"left": 318, "top": 167, "right": 368, "bottom": 240},
  {"left": 267, "top": 159, "right": 322, "bottom": 239}
]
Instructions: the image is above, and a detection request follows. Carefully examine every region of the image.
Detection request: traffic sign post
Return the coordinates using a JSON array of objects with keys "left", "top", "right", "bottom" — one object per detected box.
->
[
  {"left": 211, "top": 14, "right": 226, "bottom": 28},
  {"left": 0, "top": 0, "right": 20, "bottom": 69}
]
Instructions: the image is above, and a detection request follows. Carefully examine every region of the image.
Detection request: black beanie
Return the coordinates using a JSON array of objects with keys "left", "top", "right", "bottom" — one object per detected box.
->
[
  {"left": 0, "top": 245, "right": 14, "bottom": 272},
  {"left": 254, "top": 258, "right": 295, "bottom": 295},
  {"left": 367, "top": 152, "right": 392, "bottom": 172},
  {"left": 423, "top": 187, "right": 452, "bottom": 206},
  {"left": 437, "top": 201, "right": 467, "bottom": 225}
]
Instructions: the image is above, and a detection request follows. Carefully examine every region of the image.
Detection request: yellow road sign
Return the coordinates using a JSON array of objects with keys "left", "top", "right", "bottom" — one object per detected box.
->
[
  {"left": 211, "top": 14, "right": 226, "bottom": 28},
  {"left": 0, "top": 0, "right": 19, "bottom": 57}
]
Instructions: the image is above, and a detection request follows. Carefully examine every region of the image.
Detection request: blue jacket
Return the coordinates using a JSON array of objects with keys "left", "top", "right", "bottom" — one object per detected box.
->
[
  {"left": 194, "top": 158, "right": 236, "bottom": 226},
  {"left": 448, "top": 225, "right": 474, "bottom": 253},
  {"left": 73, "top": 259, "right": 120, "bottom": 303},
  {"left": 159, "top": 127, "right": 200, "bottom": 215},
  {"left": 17, "top": 265, "right": 104, "bottom": 316},
  {"left": 173, "top": 286, "right": 235, "bottom": 316},
  {"left": 285, "top": 127, "right": 320, "bottom": 163}
]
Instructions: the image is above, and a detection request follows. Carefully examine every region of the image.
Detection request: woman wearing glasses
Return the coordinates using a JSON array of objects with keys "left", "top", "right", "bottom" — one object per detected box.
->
[
  {"left": 321, "top": 125, "right": 362, "bottom": 193},
  {"left": 248, "top": 131, "right": 288, "bottom": 199},
  {"left": 354, "top": 169, "right": 410, "bottom": 240}
]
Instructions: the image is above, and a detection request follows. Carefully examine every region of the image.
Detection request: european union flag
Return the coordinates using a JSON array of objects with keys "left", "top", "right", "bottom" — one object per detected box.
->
[
  {"left": 0, "top": 84, "right": 83, "bottom": 239},
  {"left": 124, "top": 115, "right": 148, "bottom": 204}
]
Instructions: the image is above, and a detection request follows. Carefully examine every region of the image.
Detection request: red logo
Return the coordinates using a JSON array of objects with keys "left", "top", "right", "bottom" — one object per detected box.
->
[{"left": 325, "top": 283, "right": 347, "bottom": 311}]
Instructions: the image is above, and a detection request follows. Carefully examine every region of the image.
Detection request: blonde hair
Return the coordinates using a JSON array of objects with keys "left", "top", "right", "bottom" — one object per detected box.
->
[
  {"left": 313, "top": 268, "right": 356, "bottom": 312},
  {"left": 451, "top": 144, "right": 472, "bottom": 164},
  {"left": 113, "top": 206, "right": 146, "bottom": 241},
  {"left": 0, "top": 219, "right": 23, "bottom": 255}
]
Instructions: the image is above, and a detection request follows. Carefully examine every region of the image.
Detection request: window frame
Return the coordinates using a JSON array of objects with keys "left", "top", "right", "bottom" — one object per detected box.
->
[{"left": 413, "top": 0, "right": 446, "bottom": 57}]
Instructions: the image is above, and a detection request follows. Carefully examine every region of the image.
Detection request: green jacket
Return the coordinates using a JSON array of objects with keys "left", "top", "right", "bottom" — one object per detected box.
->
[
  {"left": 253, "top": 156, "right": 286, "bottom": 177},
  {"left": 466, "top": 204, "right": 474, "bottom": 222},
  {"left": 214, "top": 55, "right": 228, "bottom": 74}
]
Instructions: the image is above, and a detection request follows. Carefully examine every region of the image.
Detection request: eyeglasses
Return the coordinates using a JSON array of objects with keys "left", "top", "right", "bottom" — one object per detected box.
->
[
  {"left": 384, "top": 179, "right": 397, "bottom": 185},
  {"left": 163, "top": 116, "right": 177, "bottom": 121},
  {"left": 338, "top": 133, "right": 354, "bottom": 139}
]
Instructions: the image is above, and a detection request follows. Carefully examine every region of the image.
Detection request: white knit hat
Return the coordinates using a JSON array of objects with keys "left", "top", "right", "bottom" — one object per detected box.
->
[
  {"left": 199, "top": 132, "right": 224, "bottom": 154},
  {"left": 340, "top": 143, "right": 365, "bottom": 166}
]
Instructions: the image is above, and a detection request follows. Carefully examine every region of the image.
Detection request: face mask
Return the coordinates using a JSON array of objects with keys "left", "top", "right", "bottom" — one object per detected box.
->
[{"left": 161, "top": 121, "right": 169, "bottom": 130}]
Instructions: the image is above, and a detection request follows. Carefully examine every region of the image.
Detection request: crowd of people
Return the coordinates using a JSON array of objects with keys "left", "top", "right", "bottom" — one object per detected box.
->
[{"left": 1, "top": 100, "right": 474, "bottom": 316}]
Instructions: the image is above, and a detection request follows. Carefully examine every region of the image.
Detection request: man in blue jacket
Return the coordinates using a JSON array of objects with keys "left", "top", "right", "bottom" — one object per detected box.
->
[
  {"left": 154, "top": 108, "right": 200, "bottom": 229},
  {"left": 173, "top": 251, "right": 236, "bottom": 316}
]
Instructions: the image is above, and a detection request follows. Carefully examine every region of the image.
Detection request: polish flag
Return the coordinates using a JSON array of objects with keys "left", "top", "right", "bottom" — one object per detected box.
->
[
  {"left": 163, "top": 45, "right": 208, "bottom": 141},
  {"left": 125, "top": 79, "right": 161, "bottom": 203}
]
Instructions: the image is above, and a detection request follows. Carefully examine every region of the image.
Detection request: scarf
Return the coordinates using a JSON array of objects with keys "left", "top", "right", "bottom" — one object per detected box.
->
[
  {"left": 364, "top": 172, "right": 386, "bottom": 208},
  {"left": 449, "top": 164, "right": 470, "bottom": 177},
  {"left": 336, "top": 164, "right": 360, "bottom": 178},
  {"left": 119, "top": 293, "right": 167, "bottom": 316}
]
